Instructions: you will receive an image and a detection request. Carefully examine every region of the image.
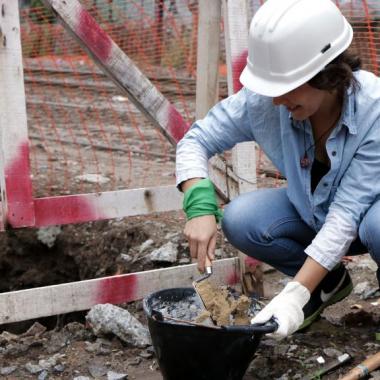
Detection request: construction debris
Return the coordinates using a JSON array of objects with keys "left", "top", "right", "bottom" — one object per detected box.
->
[{"left": 86, "top": 304, "right": 151, "bottom": 348}]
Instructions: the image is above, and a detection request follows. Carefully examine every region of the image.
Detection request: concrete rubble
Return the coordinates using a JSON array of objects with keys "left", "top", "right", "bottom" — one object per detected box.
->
[{"left": 86, "top": 304, "right": 151, "bottom": 348}]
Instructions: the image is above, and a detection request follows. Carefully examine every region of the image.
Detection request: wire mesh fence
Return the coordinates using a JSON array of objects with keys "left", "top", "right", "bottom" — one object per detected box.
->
[{"left": 19, "top": 0, "right": 380, "bottom": 198}]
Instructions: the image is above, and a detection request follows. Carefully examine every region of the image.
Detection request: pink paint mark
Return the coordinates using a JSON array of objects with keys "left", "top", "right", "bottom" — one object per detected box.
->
[
  {"left": 245, "top": 256, "right": 261, "bottom": 268},
  {"left": 78, "top": 10, "right": 112, "bottom": 62},
  {"left": 34, "top": 195, "right": 104, "bottom": 227},
  {"left": 167, "top": 104, "right": 190, "bottom": 143},
  {"left": 95, "top": 274, "right": 138, "bottom": 304},
  {"left": 5, "top": 141, "right": 34, "bottom": 227},
  {"left": 227, "top": 268, "right": 240, "bottom": 286},
  {"left": 232, "top": 50, "right": 248, "bottom": 93}
]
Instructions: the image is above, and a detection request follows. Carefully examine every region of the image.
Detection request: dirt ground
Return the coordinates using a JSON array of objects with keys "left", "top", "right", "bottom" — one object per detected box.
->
[{"left": 1, "top": 211, "right": 380, "bottom": 380}]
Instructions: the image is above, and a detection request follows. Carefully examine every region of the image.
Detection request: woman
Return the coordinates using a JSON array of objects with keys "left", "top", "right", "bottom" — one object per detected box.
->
[{"left": 176, "top": 0, "right": 380, "bottom": 339}]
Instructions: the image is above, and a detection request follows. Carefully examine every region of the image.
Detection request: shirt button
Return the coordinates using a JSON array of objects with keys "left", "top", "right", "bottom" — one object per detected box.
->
[
  {"left": 323, "top": 183, "right": 328, "bottom": 187},
  {"left": 331, "top": 151, "right": 337, "bottom": 156}
]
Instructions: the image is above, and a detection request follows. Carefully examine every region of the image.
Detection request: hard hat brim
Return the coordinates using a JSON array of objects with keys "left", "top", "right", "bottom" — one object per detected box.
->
[
  {"left": 240, "top": 66, "right": 297, "bottom": 97},
  {"left": 239, "top": 65, "right": 323, "bottom": 97}
]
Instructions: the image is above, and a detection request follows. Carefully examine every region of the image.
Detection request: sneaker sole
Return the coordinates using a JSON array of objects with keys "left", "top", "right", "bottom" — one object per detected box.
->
[{"left": 298, "top": 281, "right": 353, "bottom": 331}]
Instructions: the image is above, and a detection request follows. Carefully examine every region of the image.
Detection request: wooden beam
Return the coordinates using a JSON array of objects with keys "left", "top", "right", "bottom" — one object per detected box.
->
[
  {"left": 223, "top": 0, "right": 263, "bottom": 297},
  {"left": 0, "top": 1, "right": 34, "bottom": 228},
  {"left": 33, "top": 185, "right": 183, "bottom": 227},
  {"left": 41, "top": 0, "right": 188, "bottom": 146},
  {"left": 40, "top": 0, "right": 235, "bottom": 206},
  {"left": 195, "top": 0, "right": 221, "bottom": 119},
  {"left": 0, "top": 258, "right": 240, "bottom": 324}
]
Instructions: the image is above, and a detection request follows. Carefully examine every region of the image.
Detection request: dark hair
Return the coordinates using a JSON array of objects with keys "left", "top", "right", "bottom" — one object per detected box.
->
[{"left": 308, "top": 51, "right": 361, "bottom": 96}]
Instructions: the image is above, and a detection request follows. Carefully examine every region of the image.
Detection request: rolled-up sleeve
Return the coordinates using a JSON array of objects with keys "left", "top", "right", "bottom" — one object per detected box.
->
[
  {"left": 176, "top": 88, "right": 257, "bottom": 186},
  {"left": 305, "top": 123, "right": 380, "bottom": 270}
]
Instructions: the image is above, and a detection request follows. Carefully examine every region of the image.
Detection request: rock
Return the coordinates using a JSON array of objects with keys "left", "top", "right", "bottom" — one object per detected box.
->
[
  {"left": 276, "top": 375, "right": 289, "bottom": 380},
  {"left": 274, "top": 344, "right": 289, "bottom": 356},
  {"left": 0, "top": 331, "right": 19, "bottom": 343},
  {"left": 37, "top": 226, "right": 62, "bottom": 248},
  {"left": 86, "top": 304, "right": 151, "bottom": 348},
  {"left": 287, "top": 345, "right": 298, "bottom": 353},
  {"left": 179, "top": 257, "right": 191, "bottom": 264},
  {"left": 371, "top": 370, "right": 380, "bottom": 379},
  {"left": 38, "top": 370, "right": 49, "bottom": 380},
  {"left": 214, "top": 248, "right": 223, "bottom": 258},
  {"left": 73, "top": 377, "right": 91, "bottom": 380},
  {"left": 85, "top": 341, "right": 102, "bottom": 353},
  {"left": 354, "top": 281, "right": 371, "bottom": 296},
  {"left": 21, "top": 322, "right": 47, "bottom": 337},
  {"left": 84, "top": 340, "right": 112, "bottom": 355},
  {"left": 323, "top": 348, "right": 343, "bottom": 358},
  {"left": 107, "top": 370, "right": 128, "bottom": 380},
  {"left": 88, "top": 363, "right": 108, "bottom": 377},
  {"left": 164, "top": 232, "right": 181, "bottom": 242},
  {"left": 53, "top": 364, "right": 65, "bottom": 373},
  {"left": 149, "top": 242, "right": 178, "bottom": 263},
  {"left": 139, "top": 239, "right": 154, "bottom": 253},
  {"left": 120, "top": 253, "right": 133, "bottom": 263},
  {"left": 63, "top": 321, "right": 90, "bottom": 340},
  {"left": 4, "top": 342, "right": 29, "bottom": 356},
  {"left": 38, "top": 353, "right": 64, "bottom": 370},
  {"left": 126, "top": 357, "right": 141, "bottom": 366},
  {"left": 139, "top": 349, "right": 154, "bottom": 359},
  {"left": 25, "top": 362, "right": 43, "bottom": 374},
  {"left": 355, "top": 256, "right": 378, "bottom": 272},
  {"left": 0, "top": 366, "right": 18, "bottom": 375},
  {"left": 249, "top": 356, "right": 270, "bottom": 378}
]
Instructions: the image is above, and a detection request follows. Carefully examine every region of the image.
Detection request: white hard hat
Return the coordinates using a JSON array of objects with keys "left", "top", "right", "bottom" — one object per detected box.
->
[{"left": 240, "top": 0, "right": 353, "bottom": 97}]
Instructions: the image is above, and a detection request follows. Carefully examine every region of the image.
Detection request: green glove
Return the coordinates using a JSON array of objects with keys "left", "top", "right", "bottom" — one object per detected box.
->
[{"left": 183, "top": 178, "right": 223, "bottom": 223}]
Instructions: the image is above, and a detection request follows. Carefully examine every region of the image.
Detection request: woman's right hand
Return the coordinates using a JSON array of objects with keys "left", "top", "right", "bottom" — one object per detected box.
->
[{"left": 184, "top": 214, "right": 217, "bottom": 272}]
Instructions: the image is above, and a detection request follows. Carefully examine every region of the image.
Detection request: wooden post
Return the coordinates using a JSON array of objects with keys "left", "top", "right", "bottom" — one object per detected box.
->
[
  {"left": 195, "top": 0, "right": 221, "bottom": 119},
  {"left": 0, "top": 1, "right": 35, "bottom": 228},
  {"left": 223, "top": 0, "right": 263, "bottom": 297},
  {"left": 154, "top": 0, "right": 164, "bottom": 65}
]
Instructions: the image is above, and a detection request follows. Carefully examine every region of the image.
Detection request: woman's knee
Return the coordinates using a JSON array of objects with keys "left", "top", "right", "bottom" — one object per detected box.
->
[
  {"left": 222, "top": 188, "right": 289, "bottom": 248},
  {"left": 359, "top": 201, "right": 380, "bottom": 263}
]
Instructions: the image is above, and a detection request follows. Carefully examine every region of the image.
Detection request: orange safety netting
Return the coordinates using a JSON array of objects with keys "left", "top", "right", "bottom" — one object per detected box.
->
[{"left": 19, "top": 1, "right": 380, "bottom": 197}]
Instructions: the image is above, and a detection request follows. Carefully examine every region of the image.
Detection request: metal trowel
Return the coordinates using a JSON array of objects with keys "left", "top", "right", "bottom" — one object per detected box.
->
[{"left": 192, "top": 256, "right": 215, "bottom": 326}]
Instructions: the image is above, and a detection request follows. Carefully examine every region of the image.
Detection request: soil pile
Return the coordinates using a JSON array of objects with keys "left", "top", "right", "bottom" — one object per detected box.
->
[{"left": 195, "top": 280, "right": 256, "bottom": 326}]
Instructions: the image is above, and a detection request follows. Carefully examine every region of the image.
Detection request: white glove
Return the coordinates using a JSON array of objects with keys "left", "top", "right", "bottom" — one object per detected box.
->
[{"left": 251, "top": 281, "right": 310, "bottom": 340}]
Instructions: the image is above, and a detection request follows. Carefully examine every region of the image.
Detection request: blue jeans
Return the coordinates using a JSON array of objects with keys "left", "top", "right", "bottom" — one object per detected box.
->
[{"left": 222, "top": 188, "right": 380, "bottom": 281}]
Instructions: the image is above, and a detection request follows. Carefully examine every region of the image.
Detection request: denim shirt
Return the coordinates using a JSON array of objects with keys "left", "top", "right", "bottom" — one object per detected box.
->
[{"left": 176, "top": 70, "right": 380, "bottom": 270}]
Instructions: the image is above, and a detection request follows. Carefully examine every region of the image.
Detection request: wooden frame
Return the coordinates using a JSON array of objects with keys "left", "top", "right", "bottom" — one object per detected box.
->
[
  {"left": 0, "top": 258, "right": 240, "bottom": 324},
  {"left": 0, "top": 0, "right": 258, "bottom": 325},
  {"left": 0, "top": 0, "right": 243, "bottom": 229},
  {"left": 0, "top": 1, "right": 35, "bottom": 229}
]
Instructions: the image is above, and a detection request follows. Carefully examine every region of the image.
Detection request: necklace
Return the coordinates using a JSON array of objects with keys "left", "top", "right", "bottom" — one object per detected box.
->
[{"left": 300, "top": 114, "right": 341, "bottom": 168}]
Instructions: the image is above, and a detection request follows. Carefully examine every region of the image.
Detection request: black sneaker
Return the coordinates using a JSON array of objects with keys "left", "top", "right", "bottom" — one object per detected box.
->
[{"left": 299, "top": 264, "right": 353, "bottom": 330}]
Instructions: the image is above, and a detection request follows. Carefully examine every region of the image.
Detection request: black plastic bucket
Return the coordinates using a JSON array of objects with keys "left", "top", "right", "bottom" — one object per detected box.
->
[{"left": 143, "top": 287, "right": 277, "bottom": 380}]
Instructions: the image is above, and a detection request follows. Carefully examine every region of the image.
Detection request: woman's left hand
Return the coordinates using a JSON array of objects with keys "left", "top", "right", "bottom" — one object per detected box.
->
[{"left": 251, "top": 281, "right": 310, "bottom": 339}]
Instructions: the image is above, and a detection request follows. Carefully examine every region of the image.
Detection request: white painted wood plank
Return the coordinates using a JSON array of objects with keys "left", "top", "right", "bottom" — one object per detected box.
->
[
  {"left": 0, "top": 258, "right": 240, "bottom": 324},
  {"left": 223, "top": 0, "right": 257, "bottom": 196},
  {"left": 33, "top": 185, "right": 184, "bottom": 227},
  {"left": 195, "top": 0, "right": 221, "bottom": 119},
  {"left": 223, "top": 0, "right": 262, "bottom": 295},
  {"left": 40, "top": 0, "right": 231, "bottom": 206},
  {"left": 42, "top": 0, "right": 187, "bottom": 145},
  {"left": 0, "top": 1, "right": 34, "bottom": 227}
]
